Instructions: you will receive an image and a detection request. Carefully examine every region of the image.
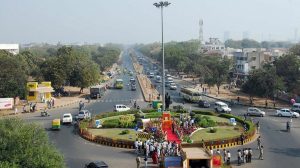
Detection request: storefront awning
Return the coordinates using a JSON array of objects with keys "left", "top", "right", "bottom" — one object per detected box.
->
[{"left": 29, "top": 87, "right": 54, "bottom": 93}]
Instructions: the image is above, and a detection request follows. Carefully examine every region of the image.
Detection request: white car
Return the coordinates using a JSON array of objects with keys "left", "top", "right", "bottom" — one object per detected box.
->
[
  {"left": 276, "top": 108, "right": 299, "bottom": 118},
  {"left": 114, "top": 104, "right": 130, "bottom": 112},
  {"left": 62, "top": 113, "right": 73, "bottom": 124},
  {"left": 214, "top": 101, "right": 231, "bottom": 113},
  {"left": 169, "top": 83, "right": 177, "bottom": 90},
  {"left": 78, "top": 110, "right": 91, "bottom": 120},
  {"left": 246, "top": 107, "right": 265, "bottom": 117}
]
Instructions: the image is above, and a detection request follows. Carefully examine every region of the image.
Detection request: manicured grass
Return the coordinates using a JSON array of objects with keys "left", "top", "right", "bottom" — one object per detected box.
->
[
  {"left": 200, "top": 115, "right": 229, "bottom": 123},
  {"left": 89, "top": 128, "right": 139, "bottom": 141},
  {"left": 190, "top": 126, "right": 242, "bottom": 142},
  {"left": 99, "top": 114, "right": 134, "bottom": 122}
]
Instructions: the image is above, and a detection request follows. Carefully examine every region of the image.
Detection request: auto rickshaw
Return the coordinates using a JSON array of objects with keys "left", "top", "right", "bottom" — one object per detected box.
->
[{"left": 52, "top": 119, "right": 61, "bottom": 130}]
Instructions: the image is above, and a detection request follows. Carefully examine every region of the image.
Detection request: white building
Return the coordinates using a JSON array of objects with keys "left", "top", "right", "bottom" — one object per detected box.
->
[{"left": 0, "top": 44, "right": 19, "bottom": 55}]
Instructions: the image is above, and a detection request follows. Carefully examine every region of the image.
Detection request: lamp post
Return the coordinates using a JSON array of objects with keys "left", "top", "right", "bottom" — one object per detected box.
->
[{"left": 153, "top": 1, "right": 170, "bottom": 111}]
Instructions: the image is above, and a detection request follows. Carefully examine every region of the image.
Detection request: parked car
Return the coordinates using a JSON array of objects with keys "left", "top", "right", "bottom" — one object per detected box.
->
[
  {"left": 149, "top": 72, "right": 154, "bottom": 78},
  {"left": 62, "top": 113, "right": 73, "bottom": 124},
  {"left": 77, "top": 110, "right": 91, "bottom": 120},
  {"left": 85, "top": 161, "right": 108, "bottom": 168},
  {"left": 114, "top": 104, "right": 130, "bottom": 112},
  {"left": 291, "top": 103, "right": 300, "bottom": 113},
  {"left": 169, "top": 82, "right": 177, "bottom": 90},
  {"left": 214, "top": 101, "right": 231, "bottom": 113},
  {"left": 198, "top": 100, "right": 210, "bottom": 108},
  {"left": 246, "top": 107, "right": 265, "bottom": 117},
  {"left": 276, "top": 108, "right": 299, "bottom": 118}
]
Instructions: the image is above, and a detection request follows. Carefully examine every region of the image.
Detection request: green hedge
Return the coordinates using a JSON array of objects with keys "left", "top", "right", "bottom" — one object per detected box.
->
[
  {"left": 191, "top": 110, "right": 216, "bottom": 116},
  {"left": 218, "top": 113, "right": 255, "bottom": 136},
  {"left": 95, "top": 109, "right": 158, "bottom": 120},
  {"left": 102, "top": 119, "right": 120, "bottom": 128}
]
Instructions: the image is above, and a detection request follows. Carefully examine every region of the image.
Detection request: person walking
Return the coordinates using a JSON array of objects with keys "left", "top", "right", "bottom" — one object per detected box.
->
[
  {"left": 223, "top": 149, "right": 227, "bottom": 163},
  {"left": 259, "top": 145, "right": 264, "bottom": 160},
  {"left": 226, "top": 150, "right": 231, "bottom": 165},
  {"left": 256, "top": 121, "right": 260, "bottom": 134},
  {"left": 134, "top": 139, "right": 139, "bottom": 154},
  {"left": 257, "top": 136, "right": 262, "bottom": 149},
  {"left": 14, "top": 106, "right": 18, "bottom": 115},
  {"left": 248, "top": 148, "right": 252, "bottom": 163},
  {"left": 136, "top": 156, "right": 141, "bottom": 168},
  {"left": 237, "top": 149, "right": 242, "bottom": 165},
  {"left": 144, "top": 155, "right": 148, "bottom": 168},
  {"left": 244, "top": 148, "right": 249, "bottom": 163},
  {"left": 240, "top": 133, "right": 245, "bottom": 145}
]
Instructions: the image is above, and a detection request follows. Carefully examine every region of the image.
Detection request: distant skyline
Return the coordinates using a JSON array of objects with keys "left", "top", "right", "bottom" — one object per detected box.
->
[{"left": 0, "top": 0, "right": 300, "bottom": 44}]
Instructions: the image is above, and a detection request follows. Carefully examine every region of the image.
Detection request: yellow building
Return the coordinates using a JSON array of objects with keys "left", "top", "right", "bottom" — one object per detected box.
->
[{"left": 27, "top": 82, "right": 54, "bottom": 102}]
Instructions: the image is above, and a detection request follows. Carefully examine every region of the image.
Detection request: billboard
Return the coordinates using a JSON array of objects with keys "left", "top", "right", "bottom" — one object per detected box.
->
[{"left": 0, "top": 98, "right": 14, "bottom": 110}]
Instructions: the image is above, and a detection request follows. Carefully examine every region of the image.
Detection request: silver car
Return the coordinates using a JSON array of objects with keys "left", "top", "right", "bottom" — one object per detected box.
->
[{"left": 246, "top": 107, "right": 265, "bottom": 117}]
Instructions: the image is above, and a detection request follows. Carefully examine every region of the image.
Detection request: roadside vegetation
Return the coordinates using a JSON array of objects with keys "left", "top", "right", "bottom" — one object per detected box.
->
[
  {"left": 0, "top": 44, "right": 121, "bottom": 98},
  {"left": 0, "top": 118, "right": 65, "bottom": 168},
  {"left": 136, "top": 40, "right": 300, "bottom": 101}
]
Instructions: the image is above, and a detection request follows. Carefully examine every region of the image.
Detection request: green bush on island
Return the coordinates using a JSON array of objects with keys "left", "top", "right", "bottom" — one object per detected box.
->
[
  {"left": 120, "top": 129, "right": 130, "bottom": 135},
  {"left": 102, "top": 119, "right": 120, "bottom": 128},
  {"left": 195, "top": 115, "right": 216, "bottom": 128},
  {"left": 192, "top": 110, "right": 216, "bottom": 116},
  {"left": 209, "top": 127, "right": 217, "bottom": 133},
  {"left": 119, "top": 115, "right": 135, "bottom": 128}
]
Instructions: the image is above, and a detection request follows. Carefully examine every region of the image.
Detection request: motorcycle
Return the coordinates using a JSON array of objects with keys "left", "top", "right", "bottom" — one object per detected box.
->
[{"left": 41, "top": 111, "right": 50, "bottom": 117}]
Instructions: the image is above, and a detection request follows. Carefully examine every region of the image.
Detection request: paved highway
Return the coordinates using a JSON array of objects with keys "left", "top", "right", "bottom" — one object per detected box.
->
[
  {"left": 19, "top": 49, "right": 300, "bottom": 168},
  {"left": 135, "top": 49, "right": 300, "bottom": 168}
]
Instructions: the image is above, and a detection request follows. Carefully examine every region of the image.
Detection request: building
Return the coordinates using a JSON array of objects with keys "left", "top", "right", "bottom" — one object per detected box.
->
[
  {"left": 0, "top": 44, "right": 19, "bottom": 55},
  {"left": 233, "top": 48, "right": 278, "bottom": 75},
  {"left": 27, "top": 82, "right": 54, "bottom": 103},
  {"left": 202, "top": 38, "right": 225, "bottom": 56}
]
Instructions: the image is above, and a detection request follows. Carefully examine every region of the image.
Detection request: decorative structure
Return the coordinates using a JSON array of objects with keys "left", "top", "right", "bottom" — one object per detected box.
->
[
  {"left": 27, "top": 82, "right": 54, "bottom": 102},
  {"left": 162, "top": 112, "right": 172, "bottom": 130}
]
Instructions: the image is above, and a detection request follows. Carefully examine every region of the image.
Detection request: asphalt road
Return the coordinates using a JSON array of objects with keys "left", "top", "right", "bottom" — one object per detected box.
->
[
  {"left": 18, "top": 49, "right": 300, "bottom": 168},
  {"left": 135, "top": 49, "right": 300, "bottom": 168}
]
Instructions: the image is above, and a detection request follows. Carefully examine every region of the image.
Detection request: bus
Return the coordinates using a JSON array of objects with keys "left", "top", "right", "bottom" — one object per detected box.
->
[
  {"left": 114, "top": 79, "right": 124, "bottom": 89},
  {"left": 180, "top": 87, "right": 202, "bottom": 103}
]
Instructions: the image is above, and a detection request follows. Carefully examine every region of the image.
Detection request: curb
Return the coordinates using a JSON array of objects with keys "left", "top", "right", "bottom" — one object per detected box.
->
[{"left": 78, "top": 128, "right": 134, "bottom": 149}]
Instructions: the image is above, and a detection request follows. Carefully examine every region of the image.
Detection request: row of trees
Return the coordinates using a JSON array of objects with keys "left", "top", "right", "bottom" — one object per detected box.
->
[
  {"left": 137, "top": 41, "right": 300, "bottom": 98},
  {"left": 136, "top": 40, "right": 232, "bottom": 94},
  {"left": 225, "top": 39, "right": 294, "bottom": 49},
  {"left": 0, "top": 44, "right": 121, "bottom": 98}
]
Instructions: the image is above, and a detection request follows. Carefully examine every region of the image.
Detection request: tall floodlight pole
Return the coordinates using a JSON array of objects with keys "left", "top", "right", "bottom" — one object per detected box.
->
[{"left": 153, "top": 1, "right": 170, "bottom": 111}]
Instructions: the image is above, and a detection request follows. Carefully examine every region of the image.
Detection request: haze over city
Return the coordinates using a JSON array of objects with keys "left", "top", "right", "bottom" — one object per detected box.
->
[{"left": 1, "top": 0, "right": 300, "bottom": 44}]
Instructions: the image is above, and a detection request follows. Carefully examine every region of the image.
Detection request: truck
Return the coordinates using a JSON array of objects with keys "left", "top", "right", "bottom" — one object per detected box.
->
[{"left": 90, "top": 85, "right": 105, "bottom": 99}]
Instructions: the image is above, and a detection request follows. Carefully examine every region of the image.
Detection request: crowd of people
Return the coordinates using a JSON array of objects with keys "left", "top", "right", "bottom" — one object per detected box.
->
[{"left": 135, "top": 137, "right": 180, "bottom": 168}]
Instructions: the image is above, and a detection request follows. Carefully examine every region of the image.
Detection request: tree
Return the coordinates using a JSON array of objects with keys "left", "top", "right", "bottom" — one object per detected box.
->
[
  {"left": 242, "top": 65, "right": 284, "bottom": 100},
  {"left": 0, "top": 51, "right": 28, "bottom": 98},
  {"left": 273, "top": 54, "right": 300, "bottom": 94},
  {"left": 0, "top": 118, "right": 65, "bottom": 168}
]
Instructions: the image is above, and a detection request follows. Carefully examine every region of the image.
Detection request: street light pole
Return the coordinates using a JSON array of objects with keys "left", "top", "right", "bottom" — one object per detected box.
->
[{"left": 154, "top": 1, "right": 170, "bottom": 111}]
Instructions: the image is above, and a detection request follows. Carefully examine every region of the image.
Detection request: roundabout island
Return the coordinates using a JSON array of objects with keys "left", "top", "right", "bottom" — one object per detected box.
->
[{"left": 78, "top": 108, "right": 256, "bottom": 168}]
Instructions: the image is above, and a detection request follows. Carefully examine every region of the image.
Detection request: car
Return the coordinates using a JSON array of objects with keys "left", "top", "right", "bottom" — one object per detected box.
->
[
  {"left": 130, "top": 77, "right": 136, "bottom": 83},
  {"left": 149, "top": 72, "right": 154, "bottom": 78},
  {"left": 214, "top": 101, "right": 231, "bottom": 113},
  {"left": 114, "top": 104, "right": 130, "bottom": 112},
  {"left": 169, "top": 82, "right": 177, "bottom": 90},
  {"left": 291, "top": 103, "right": 300, "bottom": 113},
  {"left": 62, "top": 113, "right": 73, "bottom": 124},
  {"left": 246, "top": 107, "right": 265, "bottom": 117},
  {"left": 276, "top": 108, "right": 299, "bottom": 118},
  {"left": 77, "top": 110, "right": 91, "bottom": 120},
  {"left": 198, "top": 100, "right": 210, "bottom": 108},
  {"left": 166, "top": 74, "right": 171, "bottom": 78},
  {"left": 85, "top": 161, "right": 108, "bottom": 168},
  {"left": 131, "top": 83, "right": 137, "bottom": 91}
]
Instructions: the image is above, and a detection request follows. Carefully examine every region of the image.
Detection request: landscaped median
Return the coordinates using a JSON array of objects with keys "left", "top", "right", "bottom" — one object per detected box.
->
[{"left": 78, "top": 109, "right": 256, "bottom": 150}]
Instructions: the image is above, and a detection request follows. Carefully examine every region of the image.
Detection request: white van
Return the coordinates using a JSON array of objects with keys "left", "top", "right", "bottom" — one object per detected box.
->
[
  {"left": 291, "top": 103, "right": 300, "bottom": 112},
  {"left": 214, "top": 101, "right": 231, "bottom": 113},
  {"left": 114, "top": 104, "right": 130, "bottom": 112}
]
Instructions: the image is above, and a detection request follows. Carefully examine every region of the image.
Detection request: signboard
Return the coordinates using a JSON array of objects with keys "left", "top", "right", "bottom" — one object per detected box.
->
[
  {"left": 0, "top": 98, "right": 14, "bottom": 110},
  {"left": 95, "top": 120, "right": 101, "bottom": 128}
]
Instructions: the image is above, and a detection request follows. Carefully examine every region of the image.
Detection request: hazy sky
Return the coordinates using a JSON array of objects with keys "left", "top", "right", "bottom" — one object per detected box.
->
[{"left": 1, "top": 0, "right": 300, "bottom": 44}]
